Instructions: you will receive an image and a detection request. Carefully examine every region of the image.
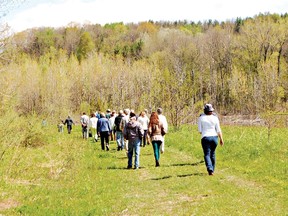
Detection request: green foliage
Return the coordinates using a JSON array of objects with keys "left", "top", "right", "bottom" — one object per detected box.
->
[
  {"left": 234, "top": 17, "right": 244, "bottom": 33},
  {"left": 20, "top": 115, "right": 46, "bottom": 147},
  {"left": 33, "top": 28, "right": 58, "bottom": 57},
  {"left": 179, "top": 22, "right": 203, "bottom": 35},
  {"left": 79, "top": 101, "right": 91, "bottom": 114},
  {"left": 77, "top": 31, "right": 95, "bottom": 62},
  {"left": 1, "top": 14, "right": 288, "bottom": 126},
  {"left": 0, "top": 111, "right": 46, "bottom": 149}
]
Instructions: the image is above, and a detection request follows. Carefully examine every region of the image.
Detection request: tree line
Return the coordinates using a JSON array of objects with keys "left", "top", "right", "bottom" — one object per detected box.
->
[{"left": 0, "top": 13, "right": 287, "bottom": 127}]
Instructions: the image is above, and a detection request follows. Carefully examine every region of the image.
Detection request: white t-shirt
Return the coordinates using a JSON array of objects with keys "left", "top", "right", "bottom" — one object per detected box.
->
[
  {"left": 109, "top": 116, "right": 116, "bottom": 129},
  {"left": 198, "top": 114, "right": 221, "bottom": 138},
  {"left": 137, "top": 115, "right": 149, "bottom": 130},
  {"left": 89, "top": 117, "right": 98, "bottom": 129},
  {"left": 81, "top": 114, "right": 89, "bottom": 125},
  {"left": 158, "top": 114, "right": 168, "bottom": 131}
]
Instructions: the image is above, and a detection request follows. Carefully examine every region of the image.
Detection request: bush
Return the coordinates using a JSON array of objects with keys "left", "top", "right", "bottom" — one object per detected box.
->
[
  {"left": 19, "top": 116, "right": 46, "bottom": 147},
  {"left": 0, "top": 112, "right": 46, "bottom": 150}
]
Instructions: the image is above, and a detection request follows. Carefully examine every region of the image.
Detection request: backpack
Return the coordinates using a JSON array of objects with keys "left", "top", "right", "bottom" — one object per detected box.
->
[{"left": 114, "top": 115, "right": 123, "bottom": 131}]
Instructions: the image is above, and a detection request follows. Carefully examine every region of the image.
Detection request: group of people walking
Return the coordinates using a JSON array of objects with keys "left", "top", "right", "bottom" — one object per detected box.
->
[
  {"left": 60, "top": 108, "right": 168, "bottom": 169},
  {"left": 96, "top": 108, "right": 168, "bottom": 169},
  {"left": 58, "top": 103, "right": 224, "bottom": 175},
  {"left": 122, "top": 108, "right": 168, "bottom": 169}
]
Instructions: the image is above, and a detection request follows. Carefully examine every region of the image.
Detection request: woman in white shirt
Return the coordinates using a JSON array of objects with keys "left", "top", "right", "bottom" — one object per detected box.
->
[
  {"left": 137, "top": 111, "right": 150, "bottom": 147},
  {"left": 198, "top": 104, "right": 224, "bottom": 176},
  {"left": 89, "top": 113, "right": 98, "bottom": 142}
]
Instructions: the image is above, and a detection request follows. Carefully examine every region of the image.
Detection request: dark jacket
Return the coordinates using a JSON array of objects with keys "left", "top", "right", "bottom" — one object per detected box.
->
[
  {"left": 64, "top": 117, "right": 74, "bottom": 126},
  {"left": 114, "top": 114, "right": 124, "bottom": 132}
]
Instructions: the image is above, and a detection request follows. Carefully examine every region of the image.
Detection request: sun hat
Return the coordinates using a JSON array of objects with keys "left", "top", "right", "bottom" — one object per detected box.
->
[{"left": 204, "top": 104, "right": 214, "bottom": 112}]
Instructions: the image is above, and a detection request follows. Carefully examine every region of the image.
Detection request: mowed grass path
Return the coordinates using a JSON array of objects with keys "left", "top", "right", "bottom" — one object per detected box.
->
[{"left": 0, "top": 125, "right": 287, "bottom": 215}]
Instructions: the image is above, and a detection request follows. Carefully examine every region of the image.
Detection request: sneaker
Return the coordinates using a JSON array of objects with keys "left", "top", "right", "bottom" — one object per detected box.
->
[
  {"left": 127, "top": 165, "right": 132, "bottom": 169},
  {"left": 208, "top": 170, "right": 214, "bottom": 176}
]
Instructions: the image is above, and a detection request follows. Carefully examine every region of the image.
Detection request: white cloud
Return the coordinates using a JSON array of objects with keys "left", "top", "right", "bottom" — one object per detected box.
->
[{"left": 4, "top": 0, "right": 288, "bottom": 32}]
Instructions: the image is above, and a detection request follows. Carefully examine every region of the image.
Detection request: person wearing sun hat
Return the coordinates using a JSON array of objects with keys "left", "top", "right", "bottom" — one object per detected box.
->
[{"left": 198, "top": 103, "right": 224, "bottom": 176}]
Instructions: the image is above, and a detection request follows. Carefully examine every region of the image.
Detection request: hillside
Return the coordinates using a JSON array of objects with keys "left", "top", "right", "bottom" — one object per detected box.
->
[{"left": 0, "top": 14, "right": 287, "bottom": 127}]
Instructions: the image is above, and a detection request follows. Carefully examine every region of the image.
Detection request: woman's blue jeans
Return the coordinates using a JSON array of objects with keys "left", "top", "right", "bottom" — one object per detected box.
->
[{"left": 201, "top": 136, "right": 218, "bottom": 173}]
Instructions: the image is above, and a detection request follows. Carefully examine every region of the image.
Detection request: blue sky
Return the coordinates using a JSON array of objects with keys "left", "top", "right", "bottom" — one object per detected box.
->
[{"left": 2, "top": 0, "right": 288, "bottom": 32}]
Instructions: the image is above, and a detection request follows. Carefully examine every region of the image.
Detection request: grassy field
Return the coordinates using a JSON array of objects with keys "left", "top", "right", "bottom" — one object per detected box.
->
[{"left": 0, "top": 123, "right": 287, "bottom": 215}]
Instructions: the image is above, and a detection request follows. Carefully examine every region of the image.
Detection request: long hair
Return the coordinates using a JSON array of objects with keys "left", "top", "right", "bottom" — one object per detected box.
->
[{"left": 149, "top": 111, "right": 159, "bottom": 125}]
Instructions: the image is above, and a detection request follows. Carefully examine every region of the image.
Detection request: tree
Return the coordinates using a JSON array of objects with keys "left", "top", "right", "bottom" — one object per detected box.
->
[
  {"left": 234, "top": 17, "right": 244, "bottom": 33},
  {"left": 76, "top": 31, "right": 95, "bottom": 63},
  {"left": 201, "top": 27, "right": 233, "bottom": 112},
  {"left": 63, "top": 26, "right": 81, "bottom": 57},
  {"left": 1, "top": 14, "right": 288, "bottom": 126},
  {"left": 32, "top": 28, "right": 58, "bottom": 58}
]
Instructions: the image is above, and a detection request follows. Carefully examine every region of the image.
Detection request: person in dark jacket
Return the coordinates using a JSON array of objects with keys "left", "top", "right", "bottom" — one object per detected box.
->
[
  {"left": 114, "top": 110, "right": 125, "bottom": 151},
  {"left": 97, "top": 113, "right": 111, "bottom": 151},
  {"left": 63, "top": 116, "right": 74, "bottom": 134},
  {"left": 123, "top": 113, "right": 144, "bottom": 169}
]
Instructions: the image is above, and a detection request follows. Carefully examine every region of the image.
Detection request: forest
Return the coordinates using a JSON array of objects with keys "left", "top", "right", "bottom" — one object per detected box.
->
[{"left": 0, "top": 13, "right": 288, "bottom": 127}]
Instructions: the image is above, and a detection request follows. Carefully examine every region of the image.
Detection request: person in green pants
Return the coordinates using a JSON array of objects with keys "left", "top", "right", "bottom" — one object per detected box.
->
[{"left": 148, "top": 112, "right": 167, "bottom": 167}]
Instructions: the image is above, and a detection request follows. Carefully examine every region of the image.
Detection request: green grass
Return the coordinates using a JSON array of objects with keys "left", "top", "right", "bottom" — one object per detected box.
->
[{"left": 0, "top": 124, "right": 287, "bottom": 215}]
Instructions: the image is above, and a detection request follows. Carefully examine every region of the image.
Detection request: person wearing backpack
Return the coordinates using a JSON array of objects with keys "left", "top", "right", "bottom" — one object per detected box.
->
[
  {"left": 123, "top": 113, "right": 144, "bottom": 169},
  {"left": 121, "top": 108, "right": 130, "bottom": 152},
  {"left": 114, "top": 110, "right": 125, "bottom": 151}
]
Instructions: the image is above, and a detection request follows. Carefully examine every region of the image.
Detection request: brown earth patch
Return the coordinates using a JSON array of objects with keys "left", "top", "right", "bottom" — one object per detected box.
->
[
  {"left": 221, "top": 115, "right": 265, "bottom": 126},
  {"left": 225, "top": 175, "right": 263, "bottom": 188},
  {"left": 0, "top": 199, "right": 20, "bottom": 211},
  {"left": 7, "top": 178, "right": 41, "bottom": 186}
]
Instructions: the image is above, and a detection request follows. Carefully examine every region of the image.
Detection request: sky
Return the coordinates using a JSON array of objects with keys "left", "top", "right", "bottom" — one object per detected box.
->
[{"left": 2, "top": 0, "right": 288, "bottom": 33}]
